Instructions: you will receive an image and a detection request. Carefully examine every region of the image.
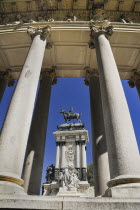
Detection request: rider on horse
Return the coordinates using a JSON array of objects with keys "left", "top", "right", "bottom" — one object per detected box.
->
[{"left": 60, "top": 108, "right": 82, "bottom": 123}]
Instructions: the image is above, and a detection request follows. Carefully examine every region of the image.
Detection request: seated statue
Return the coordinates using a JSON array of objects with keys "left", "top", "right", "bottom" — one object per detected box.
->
[{"left": 58, "top": 167, "right": 80, "bottom": 190}]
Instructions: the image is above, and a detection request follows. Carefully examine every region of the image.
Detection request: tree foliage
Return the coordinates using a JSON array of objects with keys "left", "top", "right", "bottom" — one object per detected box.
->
[{"left": 87, "top": 162, "right": 94, "bottom": 186}]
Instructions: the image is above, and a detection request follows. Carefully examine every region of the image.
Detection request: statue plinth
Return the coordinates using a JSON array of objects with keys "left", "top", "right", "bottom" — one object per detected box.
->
[{"left": 57, "top": 123, "right": 85, "bottom": 131}]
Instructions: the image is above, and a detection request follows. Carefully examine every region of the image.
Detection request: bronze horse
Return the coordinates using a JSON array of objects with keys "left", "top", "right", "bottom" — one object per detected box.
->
[{"left": 60, "top": 110, "right": 82, "bottom": 123}]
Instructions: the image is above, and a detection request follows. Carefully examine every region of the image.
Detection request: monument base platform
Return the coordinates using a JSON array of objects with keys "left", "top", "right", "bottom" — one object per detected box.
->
[
  {"left": 43, "top": 181, "right": 94, "bottom": 197},
  {"left": 0, "top": 195, "right": 140, "bottom": 210},
  {"left": 57, "top": 187, "right": 80, "bottom": 197}
]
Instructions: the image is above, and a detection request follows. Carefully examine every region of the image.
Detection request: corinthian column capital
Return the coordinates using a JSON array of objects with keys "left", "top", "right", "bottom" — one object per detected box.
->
[
  {"left": 128, "top": 69, "right": 140, "bottom": 88},
  {"left": 84, "top": 67, "right": 99, "bottom": 86},
  {"left": 41, "top": 66, "right": 57, "bottom": 85},
  {"left": 89, "top": 21, "right": 113, "bottom": 49},
  {"left": 27, "top": 26, "right": 53, "bottom": 48},
  {"left": 0, "top": 69, "right": 15, "bottom": 87}
]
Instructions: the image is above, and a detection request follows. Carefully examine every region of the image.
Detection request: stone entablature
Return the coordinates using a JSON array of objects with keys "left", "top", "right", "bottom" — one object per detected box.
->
[
  {"left": 0, "top": 10, "right": 139, "bottom": 25},
  {"left": 0, "top": 21, "right": 139, "bottom": 80},
  {"left": 53, "top": 130, "right": 89, "bottom": 143},
  {"left": 0, "top": 0, "right": 140, "bottom": 24},
  {"left": 0, "top": 0, "right": 140, "bottom": 13}
]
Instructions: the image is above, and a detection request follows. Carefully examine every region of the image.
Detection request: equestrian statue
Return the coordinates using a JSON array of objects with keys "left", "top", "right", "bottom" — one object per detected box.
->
[{"left": 60, "top": 107, "right": 82, "bottom": 123}]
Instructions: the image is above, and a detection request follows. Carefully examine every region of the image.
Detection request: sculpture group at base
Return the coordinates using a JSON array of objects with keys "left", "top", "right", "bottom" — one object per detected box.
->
[{"left": 58, "top": 167, "right": 80, "bottom": 190}]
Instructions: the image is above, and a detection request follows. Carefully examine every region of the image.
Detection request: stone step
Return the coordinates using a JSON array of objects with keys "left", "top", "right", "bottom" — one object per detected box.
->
[{"left": 0, "top": 195, "right": 140, "bottom": 210}]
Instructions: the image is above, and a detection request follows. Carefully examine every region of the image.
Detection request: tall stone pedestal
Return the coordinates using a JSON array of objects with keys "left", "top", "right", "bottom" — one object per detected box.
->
[{"left": 43, "top": 122, "right": 92, "bottom": 197}]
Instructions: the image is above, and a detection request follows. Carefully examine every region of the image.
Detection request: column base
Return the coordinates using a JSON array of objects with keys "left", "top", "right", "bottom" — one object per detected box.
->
[
  {"left": 104, "top": 183, "right": 140, "bottom": 198},
  {"left": 0, "top": 181, "right": 26, "bottom": 195},
  {"left": 107, "top": 175, "right": 140, "bottom": 188}
]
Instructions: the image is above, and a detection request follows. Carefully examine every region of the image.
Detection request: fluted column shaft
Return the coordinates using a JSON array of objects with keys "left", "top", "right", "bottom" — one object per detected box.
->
[
  {"left": 61, "top": 142, "right": 66, "bottom": 169},
  {"left": 55, "top": 142, "right": 60, "bottom": 168},
  {"left": 81, "top": 141, "right": 86, "bottom": 168},
  {"left": 86, "top": 70, "right": 110, "bottom": 196},
  {"left": 0, "top": 27, "right": 49, "bottom": 194},
  {"left": 91, "top": 25, "right": 140, "bottom": 187},
  {"left": 76, "top": 141, "right": 80, "bottom": 168}
]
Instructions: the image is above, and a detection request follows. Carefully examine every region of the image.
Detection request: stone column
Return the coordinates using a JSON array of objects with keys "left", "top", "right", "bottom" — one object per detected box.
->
[
  {"left": 22, "top": 150, "right": 35, "bottom": 193},
  {"left": 75, "top": 141, "right": 81, "bottom": 179},
  {"left": 85, "top": 67, "right": 110, "bottom": 196},
  {"left": 128, "top": 70, "right": 140, "bottom": 98},
  {"left": 61, "top": 142, "right": 66, "bottom": 169},
  {"left": 0, "top": 26, "right": 51, "bottom": 194},
  {"left": 55, "top": 142, "right": 60, "bottom": 168},
  {"left": 76, "top": 141, "right": 80, "bottom": 168},
  {"left": 0, "top": 70, "right": 15, "bottom": 102},
  {"left": 89, "top": 21, "right": 140, "bottom": 197},
  {"left": 55, "top": 141, "right": 60, "bottom": 181},
  {"left": 23, "top": 67, "right": 56, "bottom": 195},
  {"left": 81, "top": 141, "right": 87, "bottom": 181},
  {"left": 81, "top": 141, "right": 86, "bottom": 168}
]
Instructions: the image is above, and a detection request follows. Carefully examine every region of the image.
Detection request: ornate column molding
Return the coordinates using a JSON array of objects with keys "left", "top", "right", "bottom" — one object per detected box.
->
[
  {"left": 84, "top": 67, "right": 99, "bottom": 86},
  {"left": 76, "top": 140, "right": 80, "bottom": 145},
  {"left": 88, "top": 20, "right": 113, "bottom": 49},
  {"left": 56, "top": 141, "right": 61, "bottom": 146},
  {"left": 128, "top": 69, "right": 140, "bottom": 88},
  {"left": 61, "top": 141, "right": 66, "bottom": 146},
  {"left": 41, "top": 66, "right": 57, "bottom": 85},
  {"left": 0, "top": 69, "right": 15, "bottom": 87},
  {"left": 81, "top": 140, "right": 86, "bottom": 145},
  {"left": 27, "top": 26, "right": 53, "bottom": 49}
]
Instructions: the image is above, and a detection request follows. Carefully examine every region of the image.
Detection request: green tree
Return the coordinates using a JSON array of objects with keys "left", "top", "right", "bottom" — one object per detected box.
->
[{"left": 87, "top": 162, "right": 94, "bottom": 186}]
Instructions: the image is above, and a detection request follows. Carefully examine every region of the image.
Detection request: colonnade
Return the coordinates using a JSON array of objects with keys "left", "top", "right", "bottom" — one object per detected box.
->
[{"left": 0, "top": 22, "right": 140, "bottom": 197}]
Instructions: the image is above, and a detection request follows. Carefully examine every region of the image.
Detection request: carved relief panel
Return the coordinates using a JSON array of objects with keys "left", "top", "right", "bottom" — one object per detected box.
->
[{"left": 65, "top": 142, "right": 76, "bottom": 168}]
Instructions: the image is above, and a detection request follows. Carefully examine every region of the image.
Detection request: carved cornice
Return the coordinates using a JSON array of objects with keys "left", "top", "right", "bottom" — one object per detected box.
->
[
  {"left": 41, "top": 66, "right": 57, "bottom": 85},
  {"left": 0, "top": 9, "right": 139, "bottom": 25},
  {"left": 0, "top": 69, "right": 15, "bottom": 87},
  {"left": 128, "top": 69, "right": 140, "bottom": 88},
  {"left": 84, "top": 67, "right": 99, "bottom": 86},
  {"left": 88, "top": 20, "right": 113, "bottom": 49},
  {"left": 27, "top": 25, "right": 53, "bottom": 48}
]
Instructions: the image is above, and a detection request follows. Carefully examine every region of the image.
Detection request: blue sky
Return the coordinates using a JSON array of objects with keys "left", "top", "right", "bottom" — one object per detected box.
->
[{"left": 0, "top": 78, "right": 140, "bottom": 185}]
